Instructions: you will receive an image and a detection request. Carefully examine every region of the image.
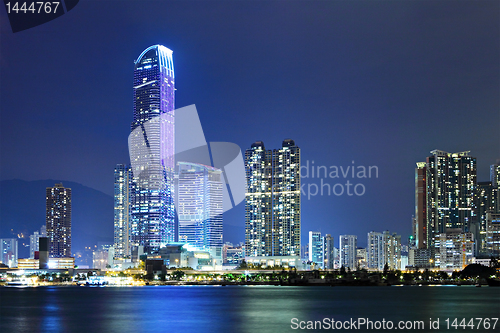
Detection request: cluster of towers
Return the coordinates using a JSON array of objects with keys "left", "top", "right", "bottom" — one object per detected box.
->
[
  {"left": 113, "top": 45, "right": 302, "bottom": 261},
  {"left": 412, "top": 150, "right": 500, "bottom": 268},
  {"left": 113, "top": 45, "right": 225, "bottom": 258}
]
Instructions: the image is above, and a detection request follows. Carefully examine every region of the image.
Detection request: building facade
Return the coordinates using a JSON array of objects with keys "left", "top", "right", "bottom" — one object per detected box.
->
[
  {"left": 245, "top": 140, "right": 300, "bottom": 257},
  {"left": 415, "top": 150, "right": 477, "bottom": 250},
  {"left": 308, "top": 231, "right": 323, "bottom": 268},
  {"left": 324, "top": 234, "right": 335, "bottom": 269},
  {"left": 177, "top": 162, "right": 223, "bottom": 250},
  {"left": 114, "top": 164, "right": 132, "bottom": 258},
  {"left": 367, "top": 231, "right": 401, "bottom": 270},
  {"left": 434, "top": 229, "right": 474, "bottom": 270},
  {"left": 339, "top": 235, "right": 357, "bottom": 270},
  {"left": 367, "top": 232, "right": 384, "bottom": 270},
  {"left": 129, "top": 45, "right": 176, "bottom": 254},
  {"left": 476, "top": 181, "right": 498, "bottom": 254},
  {"left": 414, "top": 162, "right": 428, "bottom": 249},
  {"left": 486, "top": 212, "right": 500, "bottom": 257},
  {"left": 0, "top": 238, "right": 18, "bottom": 268},
  {"left": 46, "top": 183, "right": 72, "bottom": 258}
]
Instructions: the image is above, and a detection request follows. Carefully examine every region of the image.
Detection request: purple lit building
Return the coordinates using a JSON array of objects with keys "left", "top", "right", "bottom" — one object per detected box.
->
[{"left": 129, "top": 45, "right": 176, "bottom": 254}]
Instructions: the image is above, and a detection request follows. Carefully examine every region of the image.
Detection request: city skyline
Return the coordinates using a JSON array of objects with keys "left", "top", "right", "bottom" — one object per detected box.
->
[{"left": 1, "top": 1, "right": 499, "bottom": 249}]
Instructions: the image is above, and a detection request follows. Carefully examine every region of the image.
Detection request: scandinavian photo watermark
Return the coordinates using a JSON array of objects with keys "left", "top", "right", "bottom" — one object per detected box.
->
[{"left": 300, "top": 160, "right": 378, "bottom": 199}]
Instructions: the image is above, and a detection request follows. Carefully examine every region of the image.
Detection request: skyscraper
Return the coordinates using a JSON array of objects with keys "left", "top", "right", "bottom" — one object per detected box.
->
[
  {"left": 476, "top": 181, "right": 498, "bottom": 254},
  {"left": 367, "top": 231, "right": 384, "bottom": 270},
  {"left": 414, "top": 162, "right": 428, "bottom": 249},
  {"left": 177, "top": 162, "right": 223, "bottom": 249},
  {"left": 323, "top": 234, "right": 335, "bottom": 269},
  {"left": 339, "top": 235, "right": 357, "bottom": 270},
  {"left": 46, "top": 183, "right": 71, "bottom": 258},
  {"left": 114, "top": 164, "right": 132, "bottom": 258},
  {"left": 422, "top": 150, "right": 477, "bottom": 247},
  {"left": 245, "top": 140, "right": 301, "bottom": 257},
  {"left": 129, "top": 45, "right": 176, "bottom": 254}
]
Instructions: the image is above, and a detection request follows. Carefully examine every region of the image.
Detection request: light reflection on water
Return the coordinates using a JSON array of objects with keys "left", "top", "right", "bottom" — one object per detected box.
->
[{"left": 1, "top": 285, "right": 498, "bottom": 333}]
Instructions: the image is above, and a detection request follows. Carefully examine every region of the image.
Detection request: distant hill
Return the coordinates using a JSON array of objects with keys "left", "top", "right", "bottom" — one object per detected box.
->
[{"left": 0, "top": 179, "right": 113, "bottom": 266}]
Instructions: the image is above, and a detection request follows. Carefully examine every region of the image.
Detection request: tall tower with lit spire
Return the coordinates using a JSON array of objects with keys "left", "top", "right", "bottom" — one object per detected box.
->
[{"left": 129, "top": 45, "right": 176, "bottom": 254}]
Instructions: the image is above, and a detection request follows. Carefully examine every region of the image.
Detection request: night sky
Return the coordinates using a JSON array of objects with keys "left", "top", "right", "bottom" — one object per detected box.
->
[{"left": 1, "top": 1, "right": 499, "bottom": 248}]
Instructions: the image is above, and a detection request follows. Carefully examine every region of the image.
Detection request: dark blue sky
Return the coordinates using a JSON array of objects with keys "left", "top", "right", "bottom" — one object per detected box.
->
[{"left": 1, "top": 1, "right": 499, "bottom": 247}]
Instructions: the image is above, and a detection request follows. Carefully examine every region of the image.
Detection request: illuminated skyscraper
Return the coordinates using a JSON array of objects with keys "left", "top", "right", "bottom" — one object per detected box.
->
[
  {"left": 177, "top": 162, "right": 223, "bottom": 249},
  {"left": 114, "top": 164, "right": 132, "bottom": 258},
  {"left": 476, "top": 181, "right": 498, "bottom": 254},
  {"left": 245, "top": 140, "right": 301, "bottom": 257},
  {"left": 129, "top": 45, "right": 175, "bottom": 254},
  {"left": 414, "top": 162, "right": 428, "bottom": 249},
  {"left": 423, "top": 150, "right": 477, "bottom": 247},
  {"left": 46, "top": 183, "right": 71, "bottom": 258}
]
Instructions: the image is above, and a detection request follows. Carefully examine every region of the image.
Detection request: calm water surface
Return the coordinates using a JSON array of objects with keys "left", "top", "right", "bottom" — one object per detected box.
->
[{"left": 1, "top": 285, "right": 499, "bottom": 332}]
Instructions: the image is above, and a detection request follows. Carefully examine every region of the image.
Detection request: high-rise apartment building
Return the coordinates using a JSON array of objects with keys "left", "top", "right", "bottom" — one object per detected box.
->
[
  {"left": 114, "top": 164, "right": 132, "bottom": 258},
  {"left": 367, "top": 232, "right": 384, "bottom": 270},
  {"left": 339, "top": 235, "right": 357, "bottom": 270},
  {"left": 434, "top": 229, "right": 474, "bottom": 270},
  {"left": 46, "top": 183, "right": 71, "bottom": 258},
  {"left": 308, "top": 231, "right": 323, "bottom": 268},
  {"left": 29, "top": 231, "right": 40, "bottom": 259},
  {"left": 177, "top": 162, "right": 223, "bottom": 249},
  {"left": 491, "top": 163, "right": 500, "bottom": 188},
  {"left": 476, "top": 181, "right": 498, "bottom": 254},
  {"left": 485, "top": 212, "right": 500, "bottom": 257},
  {"left": 414, "top": 162, "right": 428, "bottom": 249},
  {"left": 417, "top": 150, "right": 477, "bottom": 248},
  {"left": 245, "top": 140, "right": 300, "bottom": 257},
  {"left": 129, "top": 45, "right": 176, "bottom": 254},
  {"left": 0, "top": 238, "right": 18, "bottom": 268},
  {"left": 384, "top": 231, "right": 402, "bottom": 270},
  {"left": 324, "top": 234, "right": 335, "bottom": 269}
]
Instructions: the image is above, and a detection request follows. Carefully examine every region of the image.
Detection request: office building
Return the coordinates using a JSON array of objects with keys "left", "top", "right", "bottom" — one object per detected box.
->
[
  {"left": 177, "top": 162, "right": 223, "bottom": 250},
  {"left": 46, "top": 183, "right": 72, "bottom": 258},
  {"left": 114, "top": 164, "right": 132, "bottom": 258},
  {"left": 245, "top": 140, "right": 300, "bottom": 257},
  {"left": 339, "top": 235, "right": 357, "bottom": 270},
  {"left": 129, "top": 45, "right": 176, "bottom": 254}
]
